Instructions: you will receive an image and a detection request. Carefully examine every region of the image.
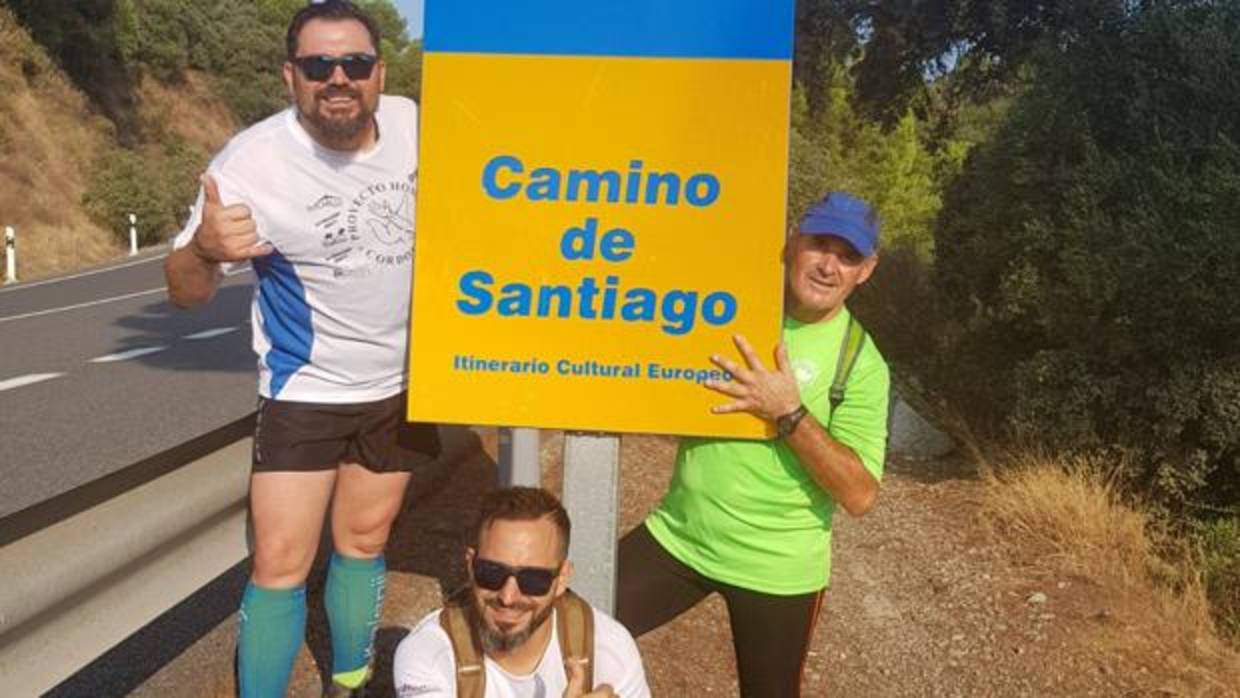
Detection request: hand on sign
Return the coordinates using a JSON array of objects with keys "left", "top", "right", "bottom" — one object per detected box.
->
[
  {"left": 704, "top": 334, "right": 802, "bottom": 422},
  {"left": 190, "top": 174, "right": 272, "bottom": 263},
  {"left": 563, "top": 658, "right": 616, "bottom": 698}
]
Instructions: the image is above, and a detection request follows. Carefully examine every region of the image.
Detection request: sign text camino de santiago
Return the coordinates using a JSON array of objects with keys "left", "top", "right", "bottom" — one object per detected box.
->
[{"left": 409, "top": 1, "right": 795, "bottom": 438}]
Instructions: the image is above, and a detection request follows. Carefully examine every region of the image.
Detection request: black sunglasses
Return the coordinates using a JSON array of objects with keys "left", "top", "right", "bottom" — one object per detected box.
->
[
  {"left": 293, "top": 53, "right": 377, "bottom": 81},
  {"left": 471, "top": 557, "right": 560, "bottom": 596}
]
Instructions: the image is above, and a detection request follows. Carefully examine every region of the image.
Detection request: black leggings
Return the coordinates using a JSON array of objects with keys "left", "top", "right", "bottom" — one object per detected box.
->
[{"left": 615, "top": 524, "right": 825, "bottom": 698}]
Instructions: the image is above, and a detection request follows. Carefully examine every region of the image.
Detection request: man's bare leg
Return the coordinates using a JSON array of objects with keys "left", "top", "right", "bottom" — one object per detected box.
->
[
  {"left": 250, "top": 470, "right": 337, "bottom": 586},
  {"left": 239, "top": 470, "right": 337, "bottom": 698},
  {"left": 323, "top": 463, "right": 412, "bottom": 690}
]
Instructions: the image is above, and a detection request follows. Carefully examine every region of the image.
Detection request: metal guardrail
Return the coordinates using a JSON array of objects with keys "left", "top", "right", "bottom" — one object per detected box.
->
[
  {"left": 0, "top": 418, "right": 485, "bottom": 697},
  {"left": 0, "top": 415, "right": 256, "bottom": 548},
  {"left": 0, "top": 416, "right": 256, "bottom": 696}
]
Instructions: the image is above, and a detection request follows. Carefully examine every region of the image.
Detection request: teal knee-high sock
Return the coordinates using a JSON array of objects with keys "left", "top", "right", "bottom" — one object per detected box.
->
[
  {"left": 325, "top": 553, "right": 386, "bottom": 687},
  {"left": 237, "top": 582, "right": 306, "bottom": 698}
]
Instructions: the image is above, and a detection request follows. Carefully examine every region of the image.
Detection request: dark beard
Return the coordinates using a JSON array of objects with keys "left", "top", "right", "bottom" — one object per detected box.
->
[
  {"left": 302, "top": 86, "right": 374, "bottom": 147},
  {"left": 468, "top": 593, "right": 554, "bottom": 654}
]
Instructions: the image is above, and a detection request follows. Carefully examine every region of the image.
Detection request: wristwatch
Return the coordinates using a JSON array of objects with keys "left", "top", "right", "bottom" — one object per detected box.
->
[{"left": 775, "top": 404, "right": 810, "bottom": 438}]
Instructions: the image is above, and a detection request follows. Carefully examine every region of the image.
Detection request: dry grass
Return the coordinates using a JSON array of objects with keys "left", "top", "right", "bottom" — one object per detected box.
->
[
  {"left": 136, "top": 71, "right": 238, "bottom": 153},
  {"left": 982, "top": 456, "right": 1155, "bottom": 584},
  {"left": 982, "top": 454, "right": 1240, "bottom": 693}
]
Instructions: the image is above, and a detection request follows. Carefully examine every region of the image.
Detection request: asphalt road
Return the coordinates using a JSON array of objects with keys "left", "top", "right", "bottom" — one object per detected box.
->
[{"left": 0, "top": 250, "right": 257, "bottom": 519}]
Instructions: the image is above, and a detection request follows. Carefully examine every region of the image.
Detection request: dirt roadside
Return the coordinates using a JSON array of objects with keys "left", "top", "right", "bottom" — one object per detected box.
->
[{"left": 133, "top": 428, "right": 1240, "bottom": 697}]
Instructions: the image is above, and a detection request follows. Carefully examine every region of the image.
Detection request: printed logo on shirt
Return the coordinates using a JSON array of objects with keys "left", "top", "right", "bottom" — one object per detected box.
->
[
  {"left": 792, "top": 358, "right": 818, "bottom": 387},
  {"left": 320, "top": 175, "right": 416, "bottom": 277},
  {"left": 314, "top": 207, "right": 357, "bottom": 272},
  {"left": 307, "top": 194, "right": 343, "bottom": 212}
]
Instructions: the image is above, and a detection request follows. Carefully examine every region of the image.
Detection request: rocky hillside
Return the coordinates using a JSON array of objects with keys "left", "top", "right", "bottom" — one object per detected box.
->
[
  {"left": 0, "top": 7, "right": 117, "bottom": 279},
  {"left": 0, "top": 6, "right": 238, "bottom": 281}
]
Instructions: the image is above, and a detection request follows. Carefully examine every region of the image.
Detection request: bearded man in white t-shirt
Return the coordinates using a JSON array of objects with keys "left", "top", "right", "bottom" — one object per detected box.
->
[
  {"left": 163, "top": 2, "right": 439, "bottom": 696},
  {"left": 394, "top": 487, "right": 651, "bottom": 698}
]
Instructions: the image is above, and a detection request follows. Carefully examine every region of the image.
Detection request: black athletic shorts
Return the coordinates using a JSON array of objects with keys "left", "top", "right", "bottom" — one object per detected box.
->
[{"left": 252, "top": 391, "right": 442, "bottom": 473}]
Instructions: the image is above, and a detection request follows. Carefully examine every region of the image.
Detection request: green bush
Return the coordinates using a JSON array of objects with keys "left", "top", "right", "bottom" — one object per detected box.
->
[
  {"left": 82, "top": 138, "right": 207, "bottom": 246},
  {"left": 383, "top": 40, "right": 423, "bottom": 102},
  {"left": 930, "top": 2, "right": 1240, "bottom": 512},
  {"left": 115, "top": 0, "right": 287, "bottom": 123},
  {"left": 1197, "top": 518, "right": 1240, "bottom": 641}
]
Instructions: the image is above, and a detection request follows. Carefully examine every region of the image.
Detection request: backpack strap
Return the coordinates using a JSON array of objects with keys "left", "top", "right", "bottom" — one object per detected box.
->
[
  {"left": 556, "top": 590, "right": 595, "bottom": 690},
  {"left": 439, "top": 601, "right": 486, "bottom": 698},
  {"left": 828, "top": 313, "right": 868, "bottom": 420},
  {"left": 439, "top": 590, "right": 596, "bottom": 697}
]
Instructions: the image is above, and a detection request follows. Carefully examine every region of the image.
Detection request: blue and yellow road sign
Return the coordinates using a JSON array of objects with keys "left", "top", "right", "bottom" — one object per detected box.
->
[{"left": 409, "top": 1, "right": 795, "bottom": 438}]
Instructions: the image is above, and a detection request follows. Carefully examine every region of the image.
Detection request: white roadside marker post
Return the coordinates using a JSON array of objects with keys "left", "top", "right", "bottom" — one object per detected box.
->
[
  {"left": 4, "top": 226, "right": 16, "bottom": 284},
  {"left": 128, "top": 212, "right": 138, "bottom": 256}
]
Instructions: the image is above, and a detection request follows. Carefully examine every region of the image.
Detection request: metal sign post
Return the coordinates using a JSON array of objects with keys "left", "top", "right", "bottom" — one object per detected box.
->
[
  {"left": 4, "top": 226, "right": 15, "bottom": 284},
  {"left": 497, "top": 427, "right": 541, "bottom": 487},
  {"left": 562, "top": 433, "right": 620, "bottom": 613}
]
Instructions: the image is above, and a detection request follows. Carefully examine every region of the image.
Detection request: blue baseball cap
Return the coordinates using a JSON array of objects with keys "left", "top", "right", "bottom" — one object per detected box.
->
[{"left": 796, "top": 192, "right": 880, "bottom": 256}]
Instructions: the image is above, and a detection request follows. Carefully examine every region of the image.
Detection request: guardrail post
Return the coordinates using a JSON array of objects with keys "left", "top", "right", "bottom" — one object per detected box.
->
[
  {"left": 128, "top": 212, "right": 138, "bottom": 256},
  {"left": 4, "top": 226, "right": 15, "bottom": 284}
]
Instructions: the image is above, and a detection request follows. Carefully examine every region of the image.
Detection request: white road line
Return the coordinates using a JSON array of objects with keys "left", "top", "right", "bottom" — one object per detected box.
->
[
  {"left": 0, "top": 372, "right": 65, "bottom": 392},
  {"left": 0, "top": 265, "right": 251, "bottom": 324},
  {"left": 89, "top": 346, "right": 170, "bottom": 363},
  {"left": 184, "top": 327, "right": 240, "bottom": 340},
  {"left": 0, "top": 288, "right": 166, "bottom": 324},
  {"left": 0, "top": 252, "right": 169, "bottom": 294}
]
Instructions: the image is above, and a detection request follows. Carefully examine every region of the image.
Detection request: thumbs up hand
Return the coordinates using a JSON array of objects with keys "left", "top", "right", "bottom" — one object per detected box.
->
[
  {"left": 189, "top": 173, "right": 273, "bottom": 262},
  {"left": 563, "top": 659, "right": 616, "bottom": 698}
]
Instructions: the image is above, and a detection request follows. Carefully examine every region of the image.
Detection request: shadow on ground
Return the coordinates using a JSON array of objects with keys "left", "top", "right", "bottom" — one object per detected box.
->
[
  {"left": 885, "top": 451, "right": 979, "bottom": 485},
  {"left": 112, "top": 281, "right": 256, "bottom": 375}
]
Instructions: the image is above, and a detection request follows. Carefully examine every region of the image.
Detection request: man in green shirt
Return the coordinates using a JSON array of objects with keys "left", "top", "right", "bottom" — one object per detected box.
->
[{"left": 615, "top": 191, "right": 890, "bottom": 698}]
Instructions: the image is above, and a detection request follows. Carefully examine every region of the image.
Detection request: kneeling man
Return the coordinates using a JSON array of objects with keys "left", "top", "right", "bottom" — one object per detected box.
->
[{"left": 394, "top": 487, "right": 651, "bottom": 698}]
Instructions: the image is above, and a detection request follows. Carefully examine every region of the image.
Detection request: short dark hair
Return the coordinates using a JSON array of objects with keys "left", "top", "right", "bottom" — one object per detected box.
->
[
  {"left": 473, "top": 487, "right": 572, "bottom": 557},
  {"left": 286, "top": 1, "right": 382, "bottom": 60}
]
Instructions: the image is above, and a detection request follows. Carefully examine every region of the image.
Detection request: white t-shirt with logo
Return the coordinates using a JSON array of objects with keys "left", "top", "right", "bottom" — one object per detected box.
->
[
  {"left": 174, "top": 95, "right": 418, "bottom": 403},
  {"left": 393, "top": 606, "right": 652, "bottom": 698}
]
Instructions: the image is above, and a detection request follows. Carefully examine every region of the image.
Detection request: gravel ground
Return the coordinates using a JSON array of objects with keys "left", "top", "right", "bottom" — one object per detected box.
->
[{"left": 135, "top": 426, "right": 1240, "bottom": 697}]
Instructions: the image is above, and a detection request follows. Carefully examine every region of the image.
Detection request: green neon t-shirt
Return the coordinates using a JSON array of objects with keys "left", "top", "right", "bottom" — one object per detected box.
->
[{"left": 645, "top": 308, "right": 890, "bottom": 595}]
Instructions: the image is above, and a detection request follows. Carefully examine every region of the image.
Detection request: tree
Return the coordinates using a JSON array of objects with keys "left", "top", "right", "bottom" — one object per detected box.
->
[
  {"left": 932, "top": 0, "right": 1240, "bottom": 511},
  {"left": 6, "top": 0, "right": 138, "bottom": 138},
  {"left": 793, "top": 0, "right": 868, "bottom": 115},
  {"left": 384, "top": 39, "right": 423, "bottom": 101},
  {"left": 792, "top": 0, "right": 1143, "bottom": 124},
  {"left": 357, "top": 0, "right": 409, "bottom": 52}
]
